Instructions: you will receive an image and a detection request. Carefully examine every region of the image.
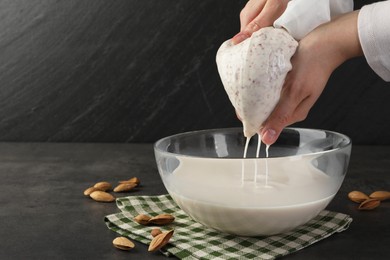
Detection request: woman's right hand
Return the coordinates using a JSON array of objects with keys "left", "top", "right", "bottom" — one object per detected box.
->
[{"left": 260, "top": 10, "right": 364, "bottom": 145}]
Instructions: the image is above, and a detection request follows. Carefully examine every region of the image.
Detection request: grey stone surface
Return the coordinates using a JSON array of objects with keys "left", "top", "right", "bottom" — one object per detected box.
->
[{"left": 0, "top": 142, "right": 388, "bottom": 259}]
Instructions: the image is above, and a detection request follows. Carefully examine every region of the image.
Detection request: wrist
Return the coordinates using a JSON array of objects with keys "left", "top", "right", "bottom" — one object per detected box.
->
[
  {"left": 333, "top": 10, "right": 363, "bottom": 61},
  {"left": 299, "top": 10, "right": 363, "bottom": 74}
]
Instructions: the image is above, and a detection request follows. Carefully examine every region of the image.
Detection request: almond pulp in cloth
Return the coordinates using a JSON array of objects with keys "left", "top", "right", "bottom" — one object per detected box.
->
[{"left": 216, "top": 27, "right": 298, "bottom": 138}]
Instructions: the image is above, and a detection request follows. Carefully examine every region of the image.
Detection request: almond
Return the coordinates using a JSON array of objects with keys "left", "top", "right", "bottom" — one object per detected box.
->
[
  {"left": 93, "top": 181, "right": 112, "bottom": 191},
  {"left": 151, "top": 228, "right": 162, "bottom": 237},
  {"left": 119, "top": 177, "right": 140, "bottom": 185},
  {"left": 90, "top": 191, "right": 115, "bottom": 202},
  {"left": 83, "top": 187, "right": 100, "bottom": 196},
  {"left": 134, "top": 214, "right": 152, "bottom": 225},
  {"left": 369, "top": 191, "right": 390, "bottom": 201},
  {"left": 113, "top": 237, "right": 135, "bottom": 251},
  {"left": 358, "top": 199, "right": 380, "bottom": 210},
  {"left": 113, "top": 183, "right": 137, "bottom": 192},
  {"left": 348, "top": 191, "right": 369, "bottom": 203},
  {"left": 148, "top": 230, "right": 174, "bottom": 252},
  {"left": 149, "top": 214, "right": 175, "bottom": 225}
]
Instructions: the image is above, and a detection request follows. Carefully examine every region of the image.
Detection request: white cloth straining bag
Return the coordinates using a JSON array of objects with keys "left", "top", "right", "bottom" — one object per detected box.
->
[{"left": 274, "top": 0, "right": 354, "bottom": 40}]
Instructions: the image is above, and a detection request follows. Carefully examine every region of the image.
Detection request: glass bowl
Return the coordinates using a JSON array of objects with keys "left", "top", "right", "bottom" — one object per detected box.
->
[{"left": 154, "top": 128, "right": 351, "bottom": 236}]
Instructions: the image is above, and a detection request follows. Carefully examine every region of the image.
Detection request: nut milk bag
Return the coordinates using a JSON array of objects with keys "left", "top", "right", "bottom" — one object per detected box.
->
[{"left": 216, "top": 27, "right": 298, "bottom": 138}]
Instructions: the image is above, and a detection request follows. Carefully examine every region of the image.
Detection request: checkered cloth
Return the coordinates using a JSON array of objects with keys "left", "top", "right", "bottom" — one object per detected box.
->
[{"left": 104, "top": 194, "right": 352, "bottom": 259}]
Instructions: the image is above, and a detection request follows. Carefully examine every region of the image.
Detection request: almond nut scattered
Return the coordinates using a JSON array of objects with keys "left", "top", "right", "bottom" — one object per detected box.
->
[
  {"left": 83, "top": 187, "right": 100, "bottom": 196},
  {"left": 113, "top": 183, "right": 137, "bottom": 193},
  {"left": 90, "top": 191, "right": 115, "bottom": 202},
  {"left": 348, "top": 191, "right": 369, "bottom": 203},
  {"left": 369, "top": 191, "right": 390, "bottom": 201},
  {"left": 358, "top": 199, "right": 381, "bottom": 210},
  {"left": 119, "top": 177, "right": 140, "bottom": 185},
  {"left": 151, "top": 228, "right": 162, "bottom": 237},
  {"left": 113, "top": 237, "right": 135, "bottom": 251},
  {"left": 148, "top": 230, "right": 174, "bottom": 252},
  {"left": 134, "top": 214, "right": 152, "bottom": 225},
  {"left": 94, "top": 181, "right": 112, "bottom": 191},
  {"left": 149, "top": 214, "right": 175, "bottom": 225}
]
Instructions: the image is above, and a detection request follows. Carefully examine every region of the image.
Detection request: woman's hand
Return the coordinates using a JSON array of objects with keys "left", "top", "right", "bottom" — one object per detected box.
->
[
  {"left": 232, "top": 0, "right": 290, "bottom": 45},
  {"left": 260, "top": 11, "right": 363, "bottom": 145}
]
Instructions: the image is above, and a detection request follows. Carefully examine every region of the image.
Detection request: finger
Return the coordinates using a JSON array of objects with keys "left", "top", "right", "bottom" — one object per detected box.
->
[
  {"left": 240, "top": 0, "right": 267, "bottom": 30},
  {"left": 231, "top": 14, "right": 266, "bottom": 45},
  {"left": 231, "top": 31, "right": 252, "bottom": 45},
  {"left": 244, "top": 0, "right": 289, "bottom": 33},
  {"left": 263, "top": 91, "right": 318, "bottom": 144},
  {"left": 232, "top": 0, "right": 289, "bottom": 45},
  {"left": 232, "top": 0, "right": 267, "bottom": 45},
  {"left": 260, "top": 97, "right": 297, "bottom": 145},
  {"left": 260, "top": 78, "right": 306, "bottom": 145}
]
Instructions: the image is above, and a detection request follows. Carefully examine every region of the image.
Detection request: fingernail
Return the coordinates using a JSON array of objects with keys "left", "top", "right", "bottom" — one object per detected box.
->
[
  {"left": 231, "top": 33, "right": 249, "bottom": 45},
  {"left": 263, "top": 129, "right": 277, "bottom": 145}
]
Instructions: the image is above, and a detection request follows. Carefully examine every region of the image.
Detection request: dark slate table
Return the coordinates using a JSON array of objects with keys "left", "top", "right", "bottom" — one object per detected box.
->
[{"left": 0, "top": 143, "right": 389, "bottom": 259}]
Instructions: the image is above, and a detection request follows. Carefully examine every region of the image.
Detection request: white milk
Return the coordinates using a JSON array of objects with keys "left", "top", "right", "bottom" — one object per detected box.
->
[
  {"left": 243, "top": 135, "right": 271, "bottom": 187},
  {"left": 165, "top": 154, "right": 343, "bottom": 236}
]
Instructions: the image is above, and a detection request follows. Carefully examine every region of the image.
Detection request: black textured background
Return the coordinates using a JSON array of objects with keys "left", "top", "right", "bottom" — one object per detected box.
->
[{"left": 0, "top": 0, "right": 389, "bottom": 144}]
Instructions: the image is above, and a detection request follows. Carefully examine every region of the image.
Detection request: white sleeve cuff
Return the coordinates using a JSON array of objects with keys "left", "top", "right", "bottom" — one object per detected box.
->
[{"left": 358, "top": 1, "right": 390, "bottom": 82}]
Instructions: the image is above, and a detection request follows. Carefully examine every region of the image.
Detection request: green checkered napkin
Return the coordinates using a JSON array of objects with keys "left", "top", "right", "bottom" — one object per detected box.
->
[{"left": 104, "top": 194, "right": 352, "bottom": 260}]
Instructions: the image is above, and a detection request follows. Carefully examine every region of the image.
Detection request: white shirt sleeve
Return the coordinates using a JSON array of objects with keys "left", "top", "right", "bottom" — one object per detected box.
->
[{"left": 358, "top": 1, "right": 390, "bottom": 82}]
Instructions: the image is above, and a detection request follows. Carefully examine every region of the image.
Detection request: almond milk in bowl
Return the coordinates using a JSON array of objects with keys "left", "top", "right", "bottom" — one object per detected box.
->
[{"left": 154, "top": 128, "right": 351, "bottom": 236}]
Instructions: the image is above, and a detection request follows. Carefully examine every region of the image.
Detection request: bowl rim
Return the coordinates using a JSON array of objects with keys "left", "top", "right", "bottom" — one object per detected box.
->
[{"left": 154, "top": 127, "right": 351, "bottom": 159}]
